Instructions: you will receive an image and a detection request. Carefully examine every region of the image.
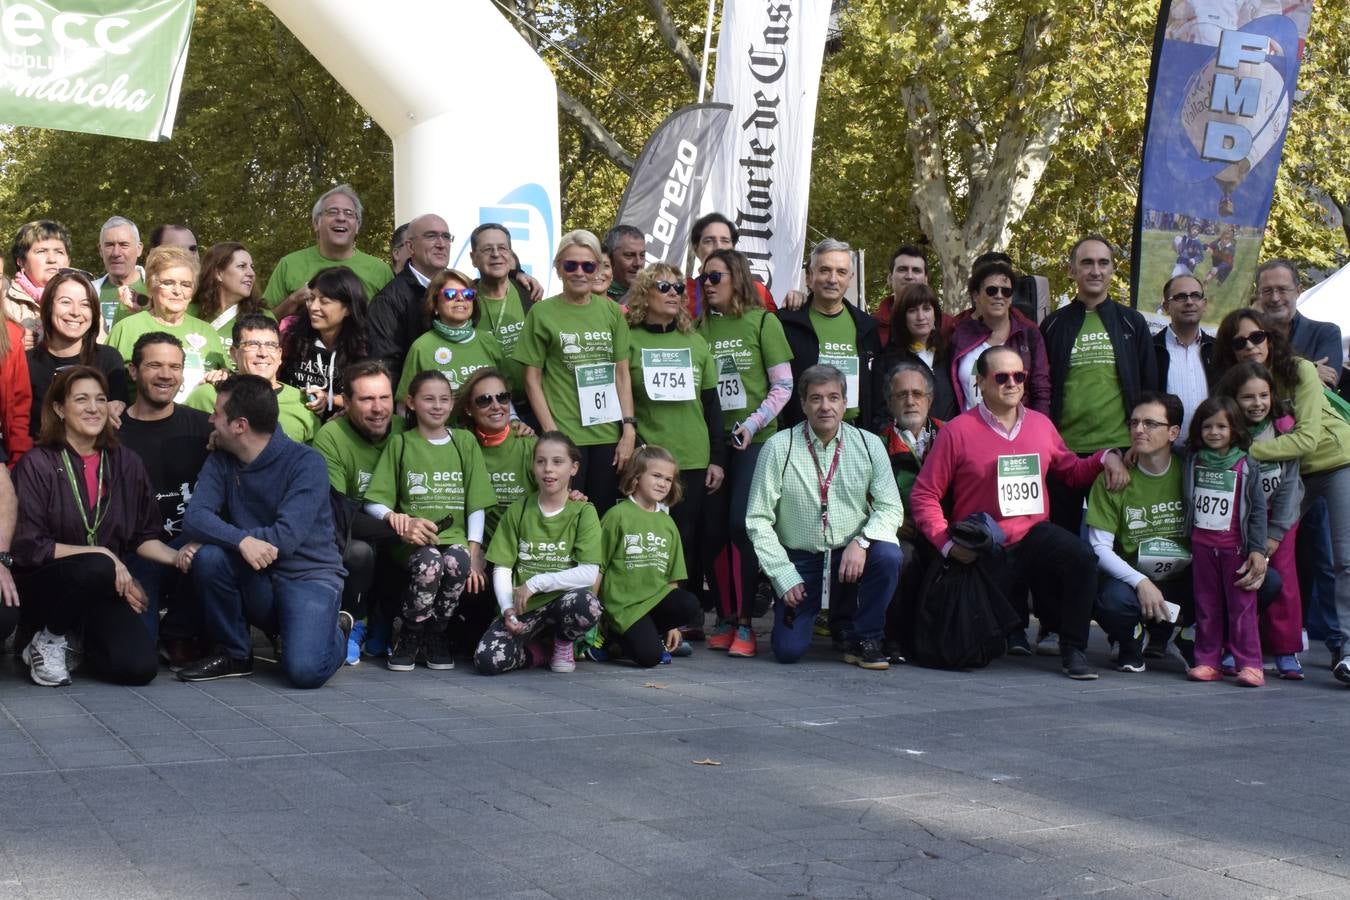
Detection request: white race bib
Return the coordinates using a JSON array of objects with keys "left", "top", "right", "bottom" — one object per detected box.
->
[
  {"left": 1137, "top": 537, "right": 1191, "bottom": 582},
  {"left": 996, "top": 453, "right": 1043, "bottom": 517},
  {"left": 1258, "top": 462, "right": 1282, "bottom": 503},
  {"left": 641, "top": 348, "right": 695, "bottom": 402},
  {"left": 715, "top": 355, "right": 746, "bottom": 411},
  {"left": 1192, "top": 467, "right": 1237, "bottom": 531},
  {"left": 575, "top": 362, "right": 621, "bottom": 427},
  {"left": 818, "top": 355, "right": 859, "bottom": 407}
]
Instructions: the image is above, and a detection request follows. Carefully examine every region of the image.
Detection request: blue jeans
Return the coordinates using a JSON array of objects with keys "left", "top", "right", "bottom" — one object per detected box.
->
[
  {"left": 191, "top": 544, "right": 344, "bottom": 689},
  {"left": 1297, "top": 497, "right": 1340, "bottom": 647},
  {"left": 127, "top": 533, "right": 192, "bottom": 640},
  {"left": 770, "top": 542, "right": 901, "bottom": 663}
]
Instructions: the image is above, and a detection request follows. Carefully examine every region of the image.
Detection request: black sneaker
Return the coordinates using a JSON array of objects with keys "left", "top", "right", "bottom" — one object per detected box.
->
[
  {"left": 177, "top": 653, "right": 253, "bottom": 682},
  {"left": 1115, "top": 632, "right": 1146, "bottom": 673},
  {"left": 844, "top": 639, "right": 890, "bottom": 670},
  {"left": 1334, "top": 658, "right": 1350, "bottom": 686},
  {"left": 424, "top": 628, "right": 455, "bottom": 671},
  {"left": 388, "top": 628, "right": 421, "bottom": 672},
  {"left": 883, "top": 639, "right": 906, "bottom": 665},
  {"left": 1142, "top": 631, "right": 1168, "bottom": 659},
  {"left": 1006, "top": 629, "right": 1032, "bottom": 656},
  {"left": 1061, "top": 647, "right": 1098, "bottom": 680},
  {"left": 830, "top": 630, "right": 848, "bottom": 653},
  {"left": 338, "top": 610, "right": 354, "bottom": 643}
]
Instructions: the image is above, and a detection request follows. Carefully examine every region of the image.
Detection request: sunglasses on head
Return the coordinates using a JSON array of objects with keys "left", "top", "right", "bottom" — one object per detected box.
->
[
  {"left": 992, "top": 370, "right": 1027, "bottom": 385},
  {"left": 983, "top": 285, "right": 1014, "bottom": 299},
  {"left": 1230, "top": 331, "right": 1268, "bottom": 351},
  {"left": 655, "top": 281, "right": 685, "bottom": 296},
  {"left": 700, "top": 271, "right": 726, "bottom": 285},
  {"left": 472, "top": 391, "right": 511, "bottom": 409},
  {"left": 441, "top": 288, "right": 477, "bottom": 301},
  {"left": 562, "top": 260, "right": 598, "bottom": 274}
]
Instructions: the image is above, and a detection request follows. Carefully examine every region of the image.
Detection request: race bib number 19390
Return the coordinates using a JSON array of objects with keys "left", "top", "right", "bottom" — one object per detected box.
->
[{"left": 996, "top": 453, "right": 1043, "bottom": 517}]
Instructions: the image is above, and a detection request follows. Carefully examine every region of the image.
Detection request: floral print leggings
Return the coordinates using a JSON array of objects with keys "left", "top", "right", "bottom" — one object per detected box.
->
[
  {"left": 473, "top": 589, "right": 603, "bottom": 675},
  {"left": 403, "top": 545, "right": 470, "bottom": 626}
]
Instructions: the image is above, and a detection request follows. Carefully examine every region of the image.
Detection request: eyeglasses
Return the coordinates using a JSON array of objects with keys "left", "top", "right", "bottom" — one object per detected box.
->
[
  {"left": 475, "top": 243, "right": 509, "bottom": 256},
  {"left": 472, "top": 391, "right": 511, "bottom": 409},
  {"left": 982, "top": 285, "right": 1014, "bottom": 299},
  {"left": 238, "top": 339, "right": 281, "bottom": 353},
  {"left": 699, "top": 271, "right": 726, "bottom": 285},
  {"left": 992, "top": 371, "right": 1027, "bottom": 385},
  {"left": 655, "top": 281, "right": 685, "bottom": 296},
  {"left": 320, "top": 207, "right": 357, "bottom": 220},
  {"left": 891, "top": 390, "right": 930, "bottom": 400},
  {"left": 1258, "top": 285, "right": 1296, "bottom": 298},
  {"left": 1128, "top": 418, "right": 1168, "bottom": 430},
  {"left": 418, "top": 231, "right": 454, "bottom": 244},
  {"left": 1229, "top": 331, "right": 1268, "bottom": 351},
  {"left": 1167, "top": 290, "right": 1205, "bottom": 304},
  {"left": 562, "top": 260, "right": 598, "bottom": 274},
  {"left": 441, "top": 288, "right": 477, "bottom": 301}
]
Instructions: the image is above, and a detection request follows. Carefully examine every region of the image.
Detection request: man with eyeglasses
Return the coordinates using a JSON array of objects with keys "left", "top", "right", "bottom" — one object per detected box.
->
[
  {"left": 778, "top": 238, "right": 881, "bottom": 430},
  {"left": 1256, "top": 258, "right": 1342, "bottom": 387},
  {"left": 184, "top": 314, "right": 319, "bottom": 443},
  {"left": 1087, "top": 392, "right": 1196, "bottom": 673},
  {"left": 313, "top": 359, "right": 405, "bottom": 663},
  {"left": 911, "top": 346, "right": 1130, "bottom": 679},
  {"left": 468, "top": 223, "right": 545, "bottom": 410},
  {"left": 368, "top": 212, "right": 456, "bottom": 386},
  {"left": 262, "top": 184, "right": 394, "bottom": 309},
  {"left": 1153, "top": 274, "right": 1216, "bottom": 441}
]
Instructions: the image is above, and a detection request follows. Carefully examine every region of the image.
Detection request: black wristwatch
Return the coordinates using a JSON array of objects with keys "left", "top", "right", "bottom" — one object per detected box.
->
[
  {"left": 0, "top": 552, "right": 12, "bottom": 570},
  {"left": 621, "top": 416, "right": 637, "bottom": 426}
]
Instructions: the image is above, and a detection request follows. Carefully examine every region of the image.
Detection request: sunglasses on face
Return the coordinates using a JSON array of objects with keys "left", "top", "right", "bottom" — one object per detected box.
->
[
  {"left": 700, "top": 271, "right": 726, "bottom": 285},
  {"left": 472, "top": 391, "right": 511, "bottom": 409},
  {"left": 1230, "top": 331, "right": 1268, "bottom": 351},
  {"left": 562, "top": 260, "right": 598, "bottom": 274},
  {"left": 992, "top": 370, "right": 1027, "bottom": 385},
  {"left": 441, "top": 288, "right": 477, "bottom": 301},
  {"left": 982, "top": 285, "right": 1014, "bottom": 299},
  {"left": 655, "top": 281, "right": 686, "bottom": 296}
]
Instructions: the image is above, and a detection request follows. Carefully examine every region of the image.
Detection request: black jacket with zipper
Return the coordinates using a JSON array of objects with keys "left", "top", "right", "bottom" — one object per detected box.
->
[
  {"left": 1040, "top": 298, "right": 1158, "bottom": 434},
  {"left": 776, "top": 299, "right": 882, "bottom": 431}
]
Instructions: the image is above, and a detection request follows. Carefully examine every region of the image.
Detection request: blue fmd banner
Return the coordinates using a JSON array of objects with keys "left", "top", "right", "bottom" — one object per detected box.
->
[{"left": 1131, "top": 2, "right": 1314, "bottom": 320}]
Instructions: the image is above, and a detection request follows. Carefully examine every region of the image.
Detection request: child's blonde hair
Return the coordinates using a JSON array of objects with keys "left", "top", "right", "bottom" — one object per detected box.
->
[{"left": 620, "top": 445, "right": 684, "bottom": 506}]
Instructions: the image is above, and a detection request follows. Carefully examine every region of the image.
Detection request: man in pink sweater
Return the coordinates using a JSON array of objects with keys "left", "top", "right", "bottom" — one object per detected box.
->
[{"left": 910, "top": 346, "right": 1128, "bottom": 679}]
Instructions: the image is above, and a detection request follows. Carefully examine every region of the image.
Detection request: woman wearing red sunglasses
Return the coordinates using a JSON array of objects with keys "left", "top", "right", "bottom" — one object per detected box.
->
[
  {"left": 395, "top": 268, "right": 506, "bottom": 406},
  {"left": 949, "top": 260, "right": 1050, "bottom": 414},
  {"left": 514, "top": 230, "right": 635, "bottom": 515}
]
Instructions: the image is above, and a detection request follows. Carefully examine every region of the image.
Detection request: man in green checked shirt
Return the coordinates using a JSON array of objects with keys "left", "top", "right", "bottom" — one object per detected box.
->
[{"left": 746, "top": 365, "right": 903, "bottom": 669}]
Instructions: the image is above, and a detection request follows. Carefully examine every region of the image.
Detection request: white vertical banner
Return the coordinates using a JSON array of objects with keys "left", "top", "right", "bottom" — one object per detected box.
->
[{"left": 705, "top": 1, "right": 832, "bottom": 297}]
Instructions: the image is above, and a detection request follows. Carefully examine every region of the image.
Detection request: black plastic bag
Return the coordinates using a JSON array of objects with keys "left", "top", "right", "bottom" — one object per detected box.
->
[{"left": 909, "top": 556, "right": 1022, "bottom": 670}]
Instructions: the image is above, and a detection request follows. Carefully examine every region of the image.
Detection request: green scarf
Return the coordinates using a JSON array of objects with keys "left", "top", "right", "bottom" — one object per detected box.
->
[
  {"left": 1197, "top": 445, "right": 1243, "bottom": 471},
  {"left": 431, "top": 319, "right": 475, "bottom": 343},
  {"left": 1248, "top": 419, "right": 1270, "bottom": 438}
]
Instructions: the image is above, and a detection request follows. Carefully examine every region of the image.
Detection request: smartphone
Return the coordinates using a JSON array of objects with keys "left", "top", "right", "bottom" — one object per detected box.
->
[{"left": 731, "top": 422, "right": 746, "bottom": 448}]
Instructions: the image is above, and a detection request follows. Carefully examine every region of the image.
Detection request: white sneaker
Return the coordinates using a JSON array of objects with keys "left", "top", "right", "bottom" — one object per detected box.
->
[{"left": 23, "top": 629, "right": 72, "bottom": 687}]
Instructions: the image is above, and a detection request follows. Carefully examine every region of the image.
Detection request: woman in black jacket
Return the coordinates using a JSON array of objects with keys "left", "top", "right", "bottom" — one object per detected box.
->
[{"left": 875, "top": 283, "right": 957, "bottom": 426}]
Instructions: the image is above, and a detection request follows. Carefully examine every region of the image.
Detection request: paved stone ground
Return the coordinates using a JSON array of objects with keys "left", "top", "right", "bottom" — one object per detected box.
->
[{"left": 0, "top": 624, "right": 1348, "bottom": 900}]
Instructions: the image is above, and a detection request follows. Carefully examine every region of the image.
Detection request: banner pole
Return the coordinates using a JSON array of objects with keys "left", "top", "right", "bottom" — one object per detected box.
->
[{"left": 697, "top": 0, "right": 718, "bottom": 104}]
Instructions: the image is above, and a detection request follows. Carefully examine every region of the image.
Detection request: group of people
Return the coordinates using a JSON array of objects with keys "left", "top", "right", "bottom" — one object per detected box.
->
[{"left": 0, "top": 184, "right": 1345, "bottom": 695}]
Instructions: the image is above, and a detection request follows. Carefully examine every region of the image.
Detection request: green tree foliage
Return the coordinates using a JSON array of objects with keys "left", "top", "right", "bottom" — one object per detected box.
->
[{"left": 0, "top": 1, "right": 393, "bottom": 276}]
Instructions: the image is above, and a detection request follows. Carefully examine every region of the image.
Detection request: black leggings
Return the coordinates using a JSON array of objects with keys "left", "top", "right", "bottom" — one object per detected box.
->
[
  {"left": 573, "top": 442, "right": 621, "bottom": 515},
  {"left": 16, "top": 554, "right": 157, "bottom": 685},
  {"left": 343, "top": 512, "right": 399, "bottom": 619},
  {"left": 668, "top": 469, "right": 710, "bottom": 615},
  {"left": 616, "top": 588, "right": 700, "bottom": 668}
]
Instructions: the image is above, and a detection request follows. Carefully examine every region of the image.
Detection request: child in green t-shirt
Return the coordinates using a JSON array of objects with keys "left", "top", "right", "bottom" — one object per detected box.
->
[
  {"left": 475, "top": 431, "right": 604, "bottom": 675},
  {"left": 596, "top": 446, "right": 698, "bottom": 668},
  {"left": 363, "top": 371, "right": 493, "bottom": 673}
]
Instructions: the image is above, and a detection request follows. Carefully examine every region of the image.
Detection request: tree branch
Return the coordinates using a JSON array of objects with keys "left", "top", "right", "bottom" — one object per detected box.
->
[
  {"left": 900, "top": 80, "right": 967, "bottom": 310},
  {"left": 558, "top": 88, "right": 636, "bottom": 172},
  {"left": 645, "top": 0, "right": 701, "bottom": 87}
]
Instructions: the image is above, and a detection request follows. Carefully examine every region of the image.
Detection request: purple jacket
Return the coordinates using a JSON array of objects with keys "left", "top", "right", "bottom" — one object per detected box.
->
[
  {"left": 948, "top": 310, "right": 1051, "bottom": 414},
  {"left": 12, "top": 443, "right": 160, "bottom": 568}
]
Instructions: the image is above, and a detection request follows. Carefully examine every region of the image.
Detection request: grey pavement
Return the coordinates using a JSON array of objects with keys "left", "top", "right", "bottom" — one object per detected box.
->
[{"left": 1, "top": 623, "right": 1349, "bottom": 899}]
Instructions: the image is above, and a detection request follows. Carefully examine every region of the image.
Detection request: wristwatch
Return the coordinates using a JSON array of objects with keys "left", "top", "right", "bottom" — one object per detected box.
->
[
  {"left": 852, "top": 536, "right": 871, "bottom": 550},
  {"left": 0, "top": 552, "right": 12, "bottom": 569},
  {"left": 621, "top": 416, "right": 637, "bottom": 426}
]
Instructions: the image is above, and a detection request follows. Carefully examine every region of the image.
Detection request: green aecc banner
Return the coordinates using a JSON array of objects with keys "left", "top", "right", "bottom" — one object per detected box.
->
[{"left": 0, "top": 0, "right": 195, "bottom": 142}]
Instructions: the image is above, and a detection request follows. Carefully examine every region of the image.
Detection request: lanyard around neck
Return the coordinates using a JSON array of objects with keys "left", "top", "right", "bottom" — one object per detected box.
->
[
  {"left": 803, "top": 424, "right": 843, "bottom": 536},
  {"left": 60, "top": 449, "right": 107, "bottom": 546}
]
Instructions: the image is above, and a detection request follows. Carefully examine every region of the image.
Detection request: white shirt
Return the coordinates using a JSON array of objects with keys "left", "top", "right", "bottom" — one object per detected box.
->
[{"left": 1163, "top": 326, "right": 1208, "bottom": 444}]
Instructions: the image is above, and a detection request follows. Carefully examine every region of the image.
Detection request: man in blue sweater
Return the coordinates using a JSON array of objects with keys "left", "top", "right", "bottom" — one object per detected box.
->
[{"left": 178, "top": 374, "right": 348, "bottom": 687}]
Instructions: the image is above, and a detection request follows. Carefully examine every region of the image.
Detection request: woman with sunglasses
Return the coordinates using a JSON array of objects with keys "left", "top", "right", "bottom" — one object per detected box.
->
[
  {"left": 396, "top": 269, "right": 504, "bottom": 408},
  {"left": 1213, "top": 307, "right": 1350, "bottom": 684},
  {"left": 950, "top": 260, "right": 1050, "bottom": 414},
  {"left": 279, "top": 266, "right": 370, "bottom": 419},
  {"left": 695, "top": 248, "right": 793, "bottom": 656},
  {"left": 514, "top": 230, "right": 635, "bottom": 515},
  {"left": 27, "top": 270, "right": 130, "bottom": 438},
  {"left": 623, "top": 263, "right": 722, "bottom": 644},
  {"left": 877, "top": 283, "right": 957, "bottom": 425}
]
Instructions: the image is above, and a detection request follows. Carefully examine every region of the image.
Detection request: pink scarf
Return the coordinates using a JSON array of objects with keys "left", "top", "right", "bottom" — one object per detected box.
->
[{"left": 12, "top": 271, "right": 43, "bottom": 306}]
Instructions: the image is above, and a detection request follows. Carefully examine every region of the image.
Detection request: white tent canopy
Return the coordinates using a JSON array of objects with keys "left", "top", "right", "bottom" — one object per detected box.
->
[{"left": 1297, "top": 262, "right": 1350, "bottom": 359}]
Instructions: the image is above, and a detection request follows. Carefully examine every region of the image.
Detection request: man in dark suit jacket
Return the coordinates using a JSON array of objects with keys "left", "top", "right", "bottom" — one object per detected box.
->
[
  {"left": 1152, "top": 273, "right": 1215, "bottom": 440},
  {"left": 1256, "top": 258, "right": 1343, "bottom": 386}
]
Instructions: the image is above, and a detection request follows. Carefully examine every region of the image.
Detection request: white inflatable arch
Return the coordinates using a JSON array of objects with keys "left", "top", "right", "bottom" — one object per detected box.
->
[{"left": 262, "top": 0, "right": 561, "bottom": 287}]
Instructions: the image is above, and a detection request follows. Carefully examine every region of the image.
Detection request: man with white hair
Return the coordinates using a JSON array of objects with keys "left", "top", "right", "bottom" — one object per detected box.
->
[
  {"left": 776, "top": 238, "right": 881, "bottom": 429},
  {"left": 92, "top": 216, "right": 146, "bottom": 334},
  {"left": 262, "top": 184, "right": 394, "bottom": 307}
]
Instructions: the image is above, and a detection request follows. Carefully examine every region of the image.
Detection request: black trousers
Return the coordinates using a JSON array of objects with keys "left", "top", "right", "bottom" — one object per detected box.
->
[
  {"left": 668, "top": 469, "right": 711, "bottom": 615},
  {"left": 16, "top": 555, "right": 157, "bottom": 685},
  {"left": 993, "top": 522, "right": 1097, "bottom": 653},
  {"left": 345, "top": 512, "right": 400, "bottom": 621},
  {"left": 616, "top": 588, "right": 701, "bottom": 668},
  {"left": 574, "top": 443, "right": 620, "bottom": 516}
]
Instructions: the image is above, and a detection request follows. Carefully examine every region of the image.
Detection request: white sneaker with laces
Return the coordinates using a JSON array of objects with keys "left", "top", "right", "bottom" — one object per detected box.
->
[{"left": 23, "top": 628, "right": 72, "bottom": 687}]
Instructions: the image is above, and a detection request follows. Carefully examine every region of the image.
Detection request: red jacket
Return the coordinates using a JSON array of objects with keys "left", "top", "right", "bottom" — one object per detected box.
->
[{"left": 0, "top": 322, "right": 32, "bottom": 465}]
